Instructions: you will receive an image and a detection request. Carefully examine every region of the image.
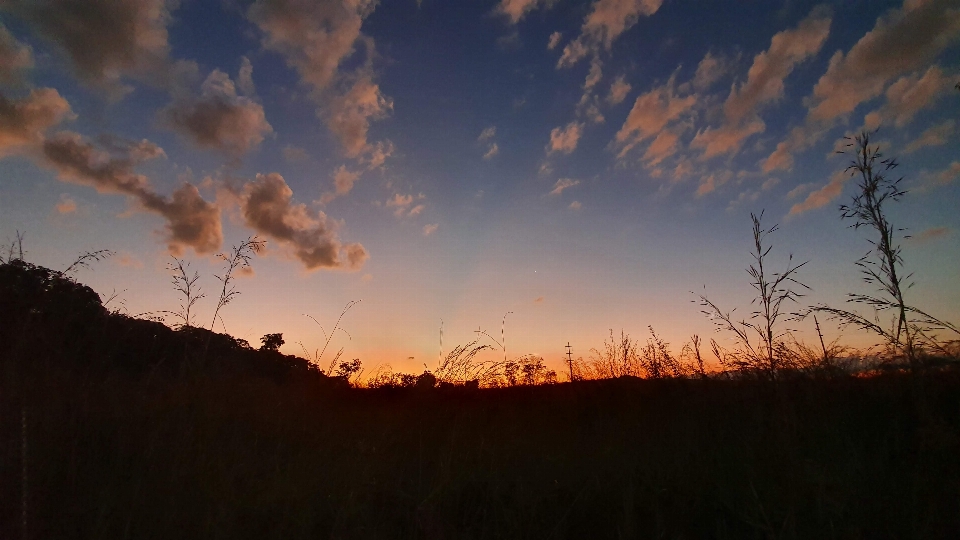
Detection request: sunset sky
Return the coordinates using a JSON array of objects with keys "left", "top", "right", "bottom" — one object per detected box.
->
[{"left": 1, "top": 0, "right": 958, "bottom": 376}]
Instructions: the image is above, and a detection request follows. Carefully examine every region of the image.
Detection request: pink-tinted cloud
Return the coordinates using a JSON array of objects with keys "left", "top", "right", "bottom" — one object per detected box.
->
[
  {"left": 483, "top": 143, "right": 500, "bottom": 159},
  {"left": 55, "top": 194, "right": 76, "bottom": 214},
  {"left": 161, "top": 69, "right": 273, "bottom": 157},
  {"left": 2, "top": 0, "right": 175, "bottom": 95},
  {"left": 905, "top": 119, "right": 954, "bottom": 153},
  {"left": 606, "top": 75, "right": 631, "bottom": 105},
  {"left": 568, "top": 200, "right": 581, "bottom": 210},
  {"left": 0, "top": 88, "right": 74, "bottom": 156},
  {"left": 547, "top": 31, "right": 562, "bottom": 50},
  {"left": 319, "top": 165, "right": 362, "bottom": 204},
  {"left": 788, "top": 169, "right": 848, "bottom": 216},
  {"left": 41, "top": 131, "right": 222, "bottom": 255},
  {"left": 423, "top": 223, "right": 438, "bottom": 236},
  {"left": 248, "top": 0, "right": 375, "bottom": 91},
  {"left": 808, "top": 0, "right": 960, "bottom": 123},
  {"left": 614, "top": 78, "right": 696, "bottom": 158},
  {"left": 549, "top": 178, "right": 580, "bottom": 195},
  {"left": 693, "top": 8, "right": 831, "bottom": 159},
  {"left": 558, "top": 0, "right": 663, "bottom": 67},
  {"left": 324, "top": 74, "right": 393, "bottom": 158},
  {"left": 495, "top": 0, "right": 556, "bottom": 24},
  {"left": 0, "top": 23, "right": 32, "bottom": 85},
  {"left": 917, "top": 161, "right": 960, "bottom": 191},
  {"left": 909, "top": 226, "right": 950, "bottom": 244},
  {"left": 239, "top": 172, "right": 367, "bottom": 271},
  {"left": 863, "top": 65, "right": 950, "bottom": 130},
  {"left": 248, "top": 0, "right": 392, "bottom": 160},
  {"left": 548, "top": 122, "right": 583, "bottom": 154},
  {"left": 282, "top": 145, "right": 309, "bottom": 162},
  {"left": 642, "top": 130, "right": 680, "bottom": 166}
]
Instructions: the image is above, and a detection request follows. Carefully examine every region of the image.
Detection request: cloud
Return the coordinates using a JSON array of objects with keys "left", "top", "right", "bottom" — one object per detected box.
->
[
  {"left": 614, "top": 78, "right": 696, "bottom": 158},
  {"left": 483, "top": 142, "right": 499, "bottom": 159},
  {"left": 695, "top": 170, "right": 733, "bottom": 197},
  {"left": 495, "top": 0, "right": 555, "bottom": 24},
  {"left": 363, "top": 139, "right": 393, "bottom": 169},
  {"left": 689, "top": 51, "right": 729, "bottom": 92},
  {"left": 568, "top": 200, "right": 581, "bottom": 210},
  {"left": 282, "top": 145, "right": 309, "bottom": 162},
  {"left": 785, "top": 182, "right": 815, "bottom": 200},
  {"left": 547, "top": 31, "right": 562, "bottom": 50},
  {"left": 862, "top": 65, "right": 950, "bottom": 130},
  {"left": 606, "top": 75, "right": 631, "bottom": 105},
  {"left": 40, "top": 131, "right": 222, "bottom": 255},
  {"left": 248, "top": 0, "right": 376, "bottom": 91},
  {"left": 423, "top": 223, "right": 438, "bottom": 236},
  {"left": 161, "top": 69, "right": 273, "bottom": 157},
  {"left": 788, "top": 169, "right": 848, "bottom": 216},
  {"left": 548, "top": 122, "right": 583, "bottom": 154},
  {"left": 642, "top": 129, "right": 679, "bottom": 166},
  {"left": 238, "top": 56, "right": 256, "bottom": 96},
  {"left": 319, "top": 164, "right": 361, "bottom": 204},
  {"left": 905, "top": 119, "right": 954, "bottom": 153},
  {"left": 584, "top": 56, "right": 603, "bottom": 91},
  {"left": 386, "top": 193, "right": 413, "bottom": 208},
  {"left": 324, "top": 73, "right": 393, "bottom": 158},
  {"left": 909, "top": 226, "right": 950, "bottom": 244},
  {"left": 808, "top": 0, "right": 960, "bottom": 123},
  {"left": 239, "top": 172, "right": 367, "bottom": 271},
  {"left": 248, "top": 0, "right": 392, "bottom": 160},
  {"left": 2, "top": 0, "right": 175, "bottom": 95},
  {"left": 385, "top": 192, "right": 425, "bottom": 217},
  {"left": 692, "top": 8, "right": 832, "bottom": 160},
  {"left": 917, "top": 161, "right": 960, "bottom": 191},
  {"left": 116, "top": 252, "right": 144, "bottom": 269},
  {"left": 549, "top": 178, "right": 580, "bottom": 195},
  {"left": 478, "top": 126, "right": 496, "bottom": 141},
  {"left": 0, "top": 23, "right": 33, "bottom": 84},
  {"left": 558, "top": 0, "right": 663, "bottom": 68},
  {"left": 0, "top": 88, "right": 74, "bottom": 156},
  {"left": 55, "top": 194, "right": 76, "bottom": 214}
]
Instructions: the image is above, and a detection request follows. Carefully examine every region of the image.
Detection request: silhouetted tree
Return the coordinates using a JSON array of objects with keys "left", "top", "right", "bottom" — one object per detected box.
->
[{"left": 260, "top": 333, "right": 284, "bottom": 352}]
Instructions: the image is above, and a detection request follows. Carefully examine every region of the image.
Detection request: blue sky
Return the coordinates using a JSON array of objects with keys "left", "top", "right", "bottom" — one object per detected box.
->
[{"left": 1, "top": 0, "right": 958, "bottom": 375}]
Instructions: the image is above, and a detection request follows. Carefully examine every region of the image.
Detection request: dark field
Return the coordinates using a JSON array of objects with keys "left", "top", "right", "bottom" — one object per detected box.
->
[
  {"left": 3, "top": 259, "right": 960, "bottom": 539},
  {"left": 5, "top": 358, "right": 960, "bottom": 539}
]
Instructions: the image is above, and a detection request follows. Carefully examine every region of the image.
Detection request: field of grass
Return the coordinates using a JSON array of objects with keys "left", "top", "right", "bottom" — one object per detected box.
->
[{"left": 2, "top": 256, "right": 960, "bottom": 539}]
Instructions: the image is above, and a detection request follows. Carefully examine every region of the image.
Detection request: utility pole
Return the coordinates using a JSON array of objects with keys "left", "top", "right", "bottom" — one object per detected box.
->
[{"left": 566, "top": 342, "right": 574, "bottom": 382}]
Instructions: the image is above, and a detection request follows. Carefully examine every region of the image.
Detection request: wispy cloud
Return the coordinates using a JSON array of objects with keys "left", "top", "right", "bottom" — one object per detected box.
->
[
  {"left": 557, "top": 0, "right": 663, "bottom": 68},
  {"left": 549, "top": 178, "right": 580, "bottom": 195},
  {"left": 905, "top": 120, "right": 954, "bottom": 153},
  {"left": 423, "top": 223, "right": 438, "bottom": 236},
  {"left": 55, "top": 194, "right": 77, "bottom": 214},
  {"left": 788, "top": 169, "right": 848, "bottom": 216},
  {"left": 0, "top": 23, "right": 33, "bottom": 85},
  {"left": 908, "top": 226, "right": 950, "bottom": 244},
  {"left": 606, "top": 75, "right": 631, "bottom": 105},
  {"left": 692, "top": 7, "right": 832, "bottom": 160}
]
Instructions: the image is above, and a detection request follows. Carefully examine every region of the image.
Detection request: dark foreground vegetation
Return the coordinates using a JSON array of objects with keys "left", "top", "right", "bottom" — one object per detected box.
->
[{"left": 3, "top": 258, "right": 960, "bottom": 539}]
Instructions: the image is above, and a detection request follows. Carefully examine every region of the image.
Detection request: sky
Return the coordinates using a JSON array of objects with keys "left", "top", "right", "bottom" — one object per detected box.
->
[{"left": 1, "top": 0, "right": 958, "bottom": 377}]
